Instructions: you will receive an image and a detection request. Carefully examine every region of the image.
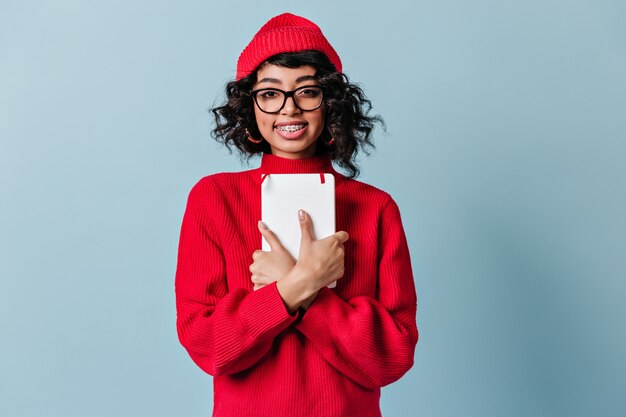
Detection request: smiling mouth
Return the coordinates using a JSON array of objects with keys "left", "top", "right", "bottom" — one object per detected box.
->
[{"left": 274, "top": 123, "right": 308, "bottom": 132}]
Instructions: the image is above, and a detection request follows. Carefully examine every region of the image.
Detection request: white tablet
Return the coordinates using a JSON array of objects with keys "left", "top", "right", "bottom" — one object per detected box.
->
[{"left": 261, "top": 173, "right": 336, "bottom": 288}]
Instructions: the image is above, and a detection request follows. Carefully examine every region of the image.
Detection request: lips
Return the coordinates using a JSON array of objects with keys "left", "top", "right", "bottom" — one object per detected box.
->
[{"left": 274, "top": 121, "right": 308, "bottom": 126}]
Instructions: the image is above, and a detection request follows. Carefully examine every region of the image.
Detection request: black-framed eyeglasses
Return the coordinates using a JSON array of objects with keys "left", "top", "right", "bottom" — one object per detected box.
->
[{"left": 249, "top": 85, "right": 324, "bottom": 114}]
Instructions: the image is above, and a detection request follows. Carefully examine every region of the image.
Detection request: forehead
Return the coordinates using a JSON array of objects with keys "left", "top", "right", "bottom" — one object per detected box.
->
[{"left": 254, "top": 64, "right": 317, "bottom": 87}]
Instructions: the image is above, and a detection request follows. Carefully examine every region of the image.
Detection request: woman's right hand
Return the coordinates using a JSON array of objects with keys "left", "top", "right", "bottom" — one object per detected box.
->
[{"left": 276, "top": 209, "right": 349, "bottom": 313}]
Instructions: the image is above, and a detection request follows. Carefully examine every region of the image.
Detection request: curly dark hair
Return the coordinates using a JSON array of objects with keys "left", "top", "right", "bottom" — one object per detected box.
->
[{"left": 210, "top": 50, "right": 385, "bottom": 179}]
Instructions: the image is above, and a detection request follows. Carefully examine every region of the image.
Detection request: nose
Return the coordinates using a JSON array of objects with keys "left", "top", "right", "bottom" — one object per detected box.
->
[{"left": 280, "top": 95, "right": 300, "bottom": 115}]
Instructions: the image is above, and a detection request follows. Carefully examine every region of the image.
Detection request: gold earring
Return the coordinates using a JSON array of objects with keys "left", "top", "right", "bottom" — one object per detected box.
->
[{"left": 246, "top": 129, "right": 263, "bottom": 144}]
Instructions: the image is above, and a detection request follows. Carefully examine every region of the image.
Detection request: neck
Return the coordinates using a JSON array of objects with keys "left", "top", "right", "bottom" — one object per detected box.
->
[{"left": 259, "top": 152, "right": 336, "bottom": 174}]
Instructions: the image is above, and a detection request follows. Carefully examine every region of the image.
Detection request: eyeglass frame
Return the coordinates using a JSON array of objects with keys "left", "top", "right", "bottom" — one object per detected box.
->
[{"left": 248, "top": 85, "right": 325, "bottom": 114}]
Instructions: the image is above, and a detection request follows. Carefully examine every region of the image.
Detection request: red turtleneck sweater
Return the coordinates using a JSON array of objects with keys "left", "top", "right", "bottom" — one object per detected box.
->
[{"left": 175, "top": 153, "right": 418, "bottom": 417}]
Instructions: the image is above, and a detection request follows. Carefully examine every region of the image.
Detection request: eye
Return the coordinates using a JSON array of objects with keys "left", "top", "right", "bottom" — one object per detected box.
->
[
  {"left": 259, "top": 90, "right": 279, "bottom": 98},
  {"left": 297, "top": 87, "right": 321, "bottom": 97}
]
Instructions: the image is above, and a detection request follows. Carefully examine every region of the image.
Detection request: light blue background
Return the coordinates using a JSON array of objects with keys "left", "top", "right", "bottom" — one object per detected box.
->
[{"left": 1, "top": 0, "right": 625, "bottom": 416}]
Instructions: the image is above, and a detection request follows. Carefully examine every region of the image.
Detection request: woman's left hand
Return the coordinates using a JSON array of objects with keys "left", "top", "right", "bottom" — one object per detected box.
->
[{"left": 249, "top": 221, "right": 296, "bottom": 291}]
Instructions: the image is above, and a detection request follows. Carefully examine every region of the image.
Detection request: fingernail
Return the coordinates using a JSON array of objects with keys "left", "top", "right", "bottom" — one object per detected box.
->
[
  {"left": 258, "top": 220, "right": 267, "bottom": 229},
  {"left": 298, "top": 209, "right": 304, "bottom": 220}
]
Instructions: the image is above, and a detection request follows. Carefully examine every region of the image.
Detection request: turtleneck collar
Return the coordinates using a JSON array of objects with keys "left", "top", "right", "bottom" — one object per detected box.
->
[{"left": 260, "top": 152, "right": 335, "bottom": 174}]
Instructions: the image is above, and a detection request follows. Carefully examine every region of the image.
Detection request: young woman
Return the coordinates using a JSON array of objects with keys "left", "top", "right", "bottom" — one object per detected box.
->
[{"left": 175, "top": 13, "right": 418, "bottom": 417}]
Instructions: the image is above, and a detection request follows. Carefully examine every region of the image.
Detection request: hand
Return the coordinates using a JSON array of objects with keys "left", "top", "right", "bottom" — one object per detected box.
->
[
  {"left": 249, "top": 221, "right": 296, "bottom": 291},
  {"left": 295, "top": 209, "right": 349, "bottom": 290},
  {"left": 276, "top": 209, "right": 349, "bottom": 313}
]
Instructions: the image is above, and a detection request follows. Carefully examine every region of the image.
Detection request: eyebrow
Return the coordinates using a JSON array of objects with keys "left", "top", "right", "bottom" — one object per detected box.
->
[{"left": 256, "top": 75, "right": 318, "bottom": 85}]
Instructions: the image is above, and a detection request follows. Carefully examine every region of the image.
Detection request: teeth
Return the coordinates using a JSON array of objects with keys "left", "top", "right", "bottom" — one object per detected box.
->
[{"left": 276, "top": 124, "right": 306, "bottom": 132}]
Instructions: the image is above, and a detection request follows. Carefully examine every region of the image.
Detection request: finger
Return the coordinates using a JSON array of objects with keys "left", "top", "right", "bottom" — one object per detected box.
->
[
  {"left": 298, "top": 209, "right": 315, "bottom": 249},
  {"left": 334, "top": 231, "right": 349, "bottom": 244},
  {"left": 257, "top": 221, "right": 285, "bottom": 251}
]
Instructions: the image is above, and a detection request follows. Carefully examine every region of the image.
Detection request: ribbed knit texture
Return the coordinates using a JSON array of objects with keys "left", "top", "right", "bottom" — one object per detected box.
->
[
  {"left": 175, "top": 152, "right": 418, "bottom": 417},
  {"left": 236, "top": 13, "right": 343, "bottom": 80}
]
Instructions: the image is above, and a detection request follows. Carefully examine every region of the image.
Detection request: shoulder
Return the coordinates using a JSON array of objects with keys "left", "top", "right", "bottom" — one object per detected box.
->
[
  {"left": 189, "top": 168, "right": 254, "bottom": 195},
  {"left": 337, "top": 174, "right": 396, "bottom": 211},
  {"left": 337, "top": 175, "right": 408, "bottom": 231},
  {"left": 181, "top": 171, "right": 247, "bottom": 215}
]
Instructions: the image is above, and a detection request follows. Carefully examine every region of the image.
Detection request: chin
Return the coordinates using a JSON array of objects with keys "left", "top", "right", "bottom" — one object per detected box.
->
[{"left": 271, "top": 139, "right": 319, "bottom": 158}]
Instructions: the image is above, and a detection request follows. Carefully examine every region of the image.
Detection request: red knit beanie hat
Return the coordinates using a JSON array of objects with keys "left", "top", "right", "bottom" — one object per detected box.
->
[{"left": 236, "top": 13, "right": 342, "bottom": 81}]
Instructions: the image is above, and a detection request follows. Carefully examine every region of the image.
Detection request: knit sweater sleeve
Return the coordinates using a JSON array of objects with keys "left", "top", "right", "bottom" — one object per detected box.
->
[
  {"left": 175, "top": 177, "right": 299, "bottom": 376},
  {"left": 295, "top": 195, "right": 418, "bottom": 389}
]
